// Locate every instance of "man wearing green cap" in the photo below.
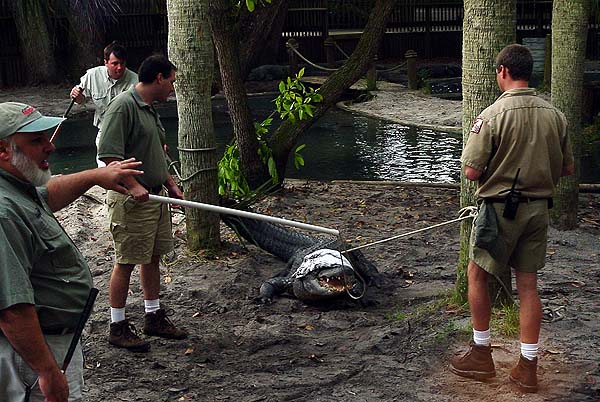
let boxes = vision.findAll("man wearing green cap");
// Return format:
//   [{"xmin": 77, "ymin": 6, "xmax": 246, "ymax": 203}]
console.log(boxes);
[{"xmin": 0, "ymin": 102, "xmax": 143, "ymax": 402}]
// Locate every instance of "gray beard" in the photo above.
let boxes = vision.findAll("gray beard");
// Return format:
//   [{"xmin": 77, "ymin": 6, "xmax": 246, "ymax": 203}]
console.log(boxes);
[{"xmin": 11, "ymin": 144, "xmax": 52, "ymax": 186}]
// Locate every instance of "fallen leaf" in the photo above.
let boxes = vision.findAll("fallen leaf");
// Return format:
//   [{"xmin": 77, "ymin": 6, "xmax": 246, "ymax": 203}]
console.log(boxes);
[{"xmin": 184, "ymin": 348, "xmax": 194, "ymax": 355}]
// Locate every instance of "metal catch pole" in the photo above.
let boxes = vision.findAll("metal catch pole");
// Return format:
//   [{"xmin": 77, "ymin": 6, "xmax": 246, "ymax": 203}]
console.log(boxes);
[{"xmin": 148, "ymin": 194, "xmax": 339, "ymax": 236}]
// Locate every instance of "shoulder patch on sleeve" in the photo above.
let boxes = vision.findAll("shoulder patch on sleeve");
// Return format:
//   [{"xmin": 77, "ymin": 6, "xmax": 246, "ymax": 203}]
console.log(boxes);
[{"xmin": 470, "ymin": 118, "xmax": 484, "ymax": 134}]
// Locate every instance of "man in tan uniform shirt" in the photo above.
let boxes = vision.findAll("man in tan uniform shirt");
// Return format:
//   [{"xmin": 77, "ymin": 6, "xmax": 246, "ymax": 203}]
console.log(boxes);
[{"xmin": 450, "ymin": 44, "xmax": 574, "ymax": 393}]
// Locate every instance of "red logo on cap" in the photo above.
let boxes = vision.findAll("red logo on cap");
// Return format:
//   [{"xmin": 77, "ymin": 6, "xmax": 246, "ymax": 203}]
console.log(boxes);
[{"xmin": 21, "ymin": 106, "xmax": 36, "ymax": 115}]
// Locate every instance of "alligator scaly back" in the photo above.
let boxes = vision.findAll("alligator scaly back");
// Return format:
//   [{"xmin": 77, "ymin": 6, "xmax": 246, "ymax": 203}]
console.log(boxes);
[{"xmin": 222, "ymin": 212, "xmax": 380, "ymax": 303}]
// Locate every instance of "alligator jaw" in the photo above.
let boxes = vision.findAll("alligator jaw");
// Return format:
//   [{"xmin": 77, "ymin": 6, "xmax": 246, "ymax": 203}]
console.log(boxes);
[{"xmin": 317, "ymin": 275, "xmax": 353, "ymax": 292}]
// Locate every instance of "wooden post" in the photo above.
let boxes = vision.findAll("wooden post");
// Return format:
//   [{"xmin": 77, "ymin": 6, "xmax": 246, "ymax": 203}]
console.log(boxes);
[
  {"xmin": 405, "ymin": 49, "xmax": 418, "ymax": 90},
  {"xmin": 544, "ymin": 33, "xmax": 552, "ymax": 91},
  {"xmin": 287, "ymin": 38, "xmax": 299, "ymax": 76},
  {"xmin": 366, "ymin": 55, "xmax": 378, "ymax": 91},
  {"xmin": 324, "ymin": 36, "xmax": 336, "ymax": 68}
]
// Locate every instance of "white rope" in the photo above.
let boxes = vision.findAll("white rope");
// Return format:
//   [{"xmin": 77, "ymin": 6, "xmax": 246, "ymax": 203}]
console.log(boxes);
[{"xmin": 342, "ymin": 206, "xmax": 478, "ymax": 253}]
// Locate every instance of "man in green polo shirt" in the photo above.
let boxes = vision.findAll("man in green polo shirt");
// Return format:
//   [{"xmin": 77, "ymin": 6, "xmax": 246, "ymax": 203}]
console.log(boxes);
[
  {"xmin": 0, "ymin": 102, "xmax": 142, "ymax": 402},
  {"xmin": 98, "ymin": 54, "xmax": 187, "ymax": 353},
  {"xmin": 450, "ymin": 44, "xmax": 574, "ymax": 393}
]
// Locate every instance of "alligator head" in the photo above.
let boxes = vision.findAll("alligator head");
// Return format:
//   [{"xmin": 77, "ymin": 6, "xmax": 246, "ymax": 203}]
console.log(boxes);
[{"xmin": 290, "ymin": 249, "xmax": 363, "ymax": 301}]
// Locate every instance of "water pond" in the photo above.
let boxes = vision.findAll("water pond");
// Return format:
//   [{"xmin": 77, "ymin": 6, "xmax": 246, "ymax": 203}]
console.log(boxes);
[{"xmin": 49, "ymin": 96, "xmax": 600, "ymax": 184}]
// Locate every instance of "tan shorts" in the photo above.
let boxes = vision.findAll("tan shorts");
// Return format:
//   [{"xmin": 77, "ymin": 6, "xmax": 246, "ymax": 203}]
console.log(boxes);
[
  {"xmin": 470, "ymin": 199, "xmax": 549, "ymax": 276},
  {"xmin": 106, "ymin": 190, "xmax": 173, "ymax": 265}
]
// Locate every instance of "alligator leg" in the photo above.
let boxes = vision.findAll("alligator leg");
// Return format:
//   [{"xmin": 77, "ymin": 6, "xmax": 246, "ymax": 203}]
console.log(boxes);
[{"xmin": 258, "ymin": 277, "xmax": 294, "ymax": 304}]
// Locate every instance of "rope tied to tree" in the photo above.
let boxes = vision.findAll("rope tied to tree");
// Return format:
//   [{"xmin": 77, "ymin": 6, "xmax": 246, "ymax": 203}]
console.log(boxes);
[{"xmin": 169, "ymin": 146, "xmax": 219, "ymax": 182}]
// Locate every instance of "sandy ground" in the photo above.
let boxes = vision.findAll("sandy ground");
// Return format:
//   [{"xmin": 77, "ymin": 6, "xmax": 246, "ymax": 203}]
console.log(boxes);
[
  {"xmin": 3, "ymin": 82, "xmax": 600, "ymax": 401},
  {"xmin": 52, "ymin": 182, "xmax": 600, "ymax": 402}
]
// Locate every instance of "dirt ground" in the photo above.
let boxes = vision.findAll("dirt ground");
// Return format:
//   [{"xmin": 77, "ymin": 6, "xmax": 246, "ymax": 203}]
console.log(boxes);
[
  {"xmin": 4, "ymin": 80, "xmax": 599, "ymax": 400},
  {"xmin": 54, "ymin": 182, "xmax": 600, "ymax": 402}
]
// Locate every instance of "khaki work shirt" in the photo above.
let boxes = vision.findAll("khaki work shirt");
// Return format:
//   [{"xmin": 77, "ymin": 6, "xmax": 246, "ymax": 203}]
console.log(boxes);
[
  {"xmin": 0, "ymin": 170, "xmax": 92, "ymax": 331},
  {"xmin": 79, "ymin": 66, "xmax": 138, "ymax": 128},
  {"xmin": 461, "ymin": 88, "xmax": 574, "ymax": 199},
  {"xmin": 98, "ymin": 87, "xmax": 170, "ymax": 189}
]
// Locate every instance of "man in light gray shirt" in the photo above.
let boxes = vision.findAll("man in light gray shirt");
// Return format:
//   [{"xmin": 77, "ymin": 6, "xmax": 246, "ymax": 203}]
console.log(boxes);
[{"xmin": 70, "ymin": 41, "xmax": 138, "ymax": 166}]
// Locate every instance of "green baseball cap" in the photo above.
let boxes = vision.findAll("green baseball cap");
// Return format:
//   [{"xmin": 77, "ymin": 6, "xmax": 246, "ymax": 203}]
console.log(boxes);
[{"xmin": 0, "ymin": 102, "xmax": 65, "ymax": 140}]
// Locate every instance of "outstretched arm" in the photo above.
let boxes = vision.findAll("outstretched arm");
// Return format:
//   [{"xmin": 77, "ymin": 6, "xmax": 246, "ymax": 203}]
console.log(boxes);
[{"xmin": 45, "ymin": 158, "xmax": 143, "ymax": 212}]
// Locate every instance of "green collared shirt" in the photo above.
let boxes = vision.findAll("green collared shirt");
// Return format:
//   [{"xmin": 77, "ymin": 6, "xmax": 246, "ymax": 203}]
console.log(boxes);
[
  {"xmin": 0, "ymin": 170, "xmax": 92, "ymax": 331},
  {"xmin": 461, "ymin": 88, "xmax": 574, "ymax": 199},
  {"xmin": 79, "ymin": 66, "xmax": 138, "ymax": 127},
  {"xmin": 98, "ymin": 87, "xmax": 170, "ymax": 188}
]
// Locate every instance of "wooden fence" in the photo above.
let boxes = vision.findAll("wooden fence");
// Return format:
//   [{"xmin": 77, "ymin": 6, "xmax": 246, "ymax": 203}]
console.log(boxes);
[{"xmin": 1, "ymin": 0, "xmax": 599, "ymax": 86}]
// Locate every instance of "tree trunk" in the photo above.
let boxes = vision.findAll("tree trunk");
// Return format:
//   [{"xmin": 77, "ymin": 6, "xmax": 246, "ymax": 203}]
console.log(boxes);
[
  {"xmin": 167, "ymin": 0, "xmax": 221, "ymax": 250},
  {"xmin": 267, "ymin": 0, "xmax": 397, "ymax": 183},
  {"xmin": 209, "ymin": 0, "xmax": 269, "ymax": 189},
  {"xmin": 550, "ymin": 0, "xmax": 589, "ymax": 230},
  {"xmin": 13, "ymin": 0, "xmax": 56, "ymax": 84},
  {"xmin": 456, "ymin": 0, "xmax": 516, "ymax": 305}
]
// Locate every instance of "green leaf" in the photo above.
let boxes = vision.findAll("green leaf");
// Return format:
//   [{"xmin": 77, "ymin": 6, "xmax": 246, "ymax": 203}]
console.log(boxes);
[
  {"xmin": 278, "ymin": 81, "xmax": 285, "ymax": 93},
  {"xmin": 295, "ymin": 144, "xmax": 306, "ymax": 152},
  {"xmin": 246, "ymin": 0, "xmax": 255, "ymax": 12}
]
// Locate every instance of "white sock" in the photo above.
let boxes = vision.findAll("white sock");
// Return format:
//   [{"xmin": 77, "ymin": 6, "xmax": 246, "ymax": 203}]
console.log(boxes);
[
  {"xmin": 521, "ymin": 342, "xmax": 538, "ymax": 360},
  {"xmin": 144, "ymin": 299, "xmax": 160, "ymax": 314},
  {"xmin": 473, "ymin": 328, "xmax": 491, "ymax": 346},
  {"xmin": 111, "ymin": 307, "xmax": 125, "ymax": 323}
]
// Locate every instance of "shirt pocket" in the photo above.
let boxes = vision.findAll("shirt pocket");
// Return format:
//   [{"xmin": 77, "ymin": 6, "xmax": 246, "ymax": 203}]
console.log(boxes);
[
  {"xmin": 91, "ymin": 89, "xmax": 110, "ymax": 109},
  {"xmin": 35, "ymin": 213, "xmax": 79, "ymax": 270}
]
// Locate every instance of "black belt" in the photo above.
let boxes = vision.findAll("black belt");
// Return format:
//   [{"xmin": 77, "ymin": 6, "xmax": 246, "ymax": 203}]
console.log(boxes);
[
  {"xmin": 144, "ymin": 185, "xmax": 163, "ymax": 195},
  {"xmin": 484, "ymin": 197, "xmax": 553, "ymax": 208}
]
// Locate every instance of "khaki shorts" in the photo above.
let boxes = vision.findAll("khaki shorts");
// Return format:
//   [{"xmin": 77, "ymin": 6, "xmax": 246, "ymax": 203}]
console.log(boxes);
[
  {"xmin": 470, "ymin": 199, "xmax": 549, "ymax": 276},
  {"xmin": 106, "ymin": 190, "xmax": 173, "ymax": 265}
]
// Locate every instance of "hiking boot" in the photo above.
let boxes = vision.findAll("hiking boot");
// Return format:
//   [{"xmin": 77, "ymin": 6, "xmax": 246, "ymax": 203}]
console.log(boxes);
[
  {"xmin": 143, "ymin": 308, "xmax": 187, "ymax": 340},
  {"xmin": 450, "ymin": 341, "xmax": 496, "ymax": 380},
  {"xmin": 109, "ymin": 319, "xmax": 151, "ymax": 352},
  {"xmin": 509, "ymin": 355, "xmax": 538, "ymax": 393}
]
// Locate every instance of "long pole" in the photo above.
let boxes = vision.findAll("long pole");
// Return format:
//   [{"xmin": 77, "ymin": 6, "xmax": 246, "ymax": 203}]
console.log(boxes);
[
  {"xmin": 50, "ymin": 87, "xmax": 80, "ymax": 143},
  {"xmin": 148, "ymin": 194, "xmax": 339, "ymax": 236}
]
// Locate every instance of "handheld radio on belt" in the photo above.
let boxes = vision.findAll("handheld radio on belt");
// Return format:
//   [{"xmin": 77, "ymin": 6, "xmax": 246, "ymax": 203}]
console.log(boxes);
[{"xmin": 501, "ymin": 168, "xmax": 521, "ymax": 220}]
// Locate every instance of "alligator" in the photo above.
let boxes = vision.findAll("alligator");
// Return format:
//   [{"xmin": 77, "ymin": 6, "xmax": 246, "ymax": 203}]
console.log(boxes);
[{"xmin": 222, "ymin": 214, "xmax": 380, "ymax": 303}]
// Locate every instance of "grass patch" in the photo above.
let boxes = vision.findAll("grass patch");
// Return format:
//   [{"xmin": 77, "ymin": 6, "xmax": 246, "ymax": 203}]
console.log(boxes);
[{"xmin": 491, "ymin": 302, "xmax": 520, "ymax": 338}]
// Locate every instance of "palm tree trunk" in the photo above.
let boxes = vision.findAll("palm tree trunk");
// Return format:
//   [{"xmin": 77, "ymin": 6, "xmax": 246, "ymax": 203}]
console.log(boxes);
[
  {"xmin": 13, "ymin": 0, "xmax": 56, "ymax": 83},
  {"xmin": 550, "ymin": 0, "xmax": 589, "ymax": 230},
  {"xmin": 456, "ymin": 0, "xmax": 516, "ymax": 305},
  {"xmin": 167, "ymin": 0, "xmax": 220, "ymax": 250}
]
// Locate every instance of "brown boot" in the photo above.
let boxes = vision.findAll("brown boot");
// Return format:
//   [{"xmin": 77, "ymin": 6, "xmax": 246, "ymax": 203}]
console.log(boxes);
[
  {"xmin": 509, "ymin": 355, "xmax": 538, "ymax": 393},
  {"xmin": 109, "ymin": 319, "xmax": 150, "ymax": 352},
  {"xmin": 450, "ymin": 341, "xmax": 496, "ymax": 380},
  {"xmin": 143, "ymin": 308, "xmax": 187, "ymax": 340}
]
